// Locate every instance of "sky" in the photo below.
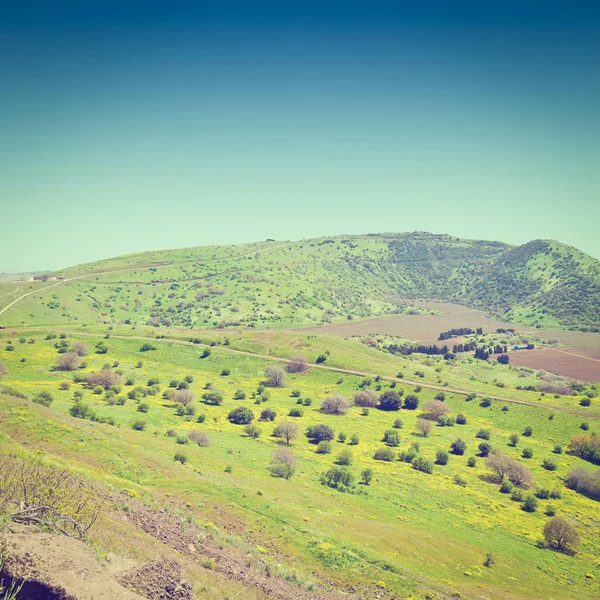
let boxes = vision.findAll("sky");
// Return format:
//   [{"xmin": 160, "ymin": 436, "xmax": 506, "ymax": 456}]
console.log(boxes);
[{"xmin": 1, "ymin": 1, "xmax": 599, "ymax": 271}]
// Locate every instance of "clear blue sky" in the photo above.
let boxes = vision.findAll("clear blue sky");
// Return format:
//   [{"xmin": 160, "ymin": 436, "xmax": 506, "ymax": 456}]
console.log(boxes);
[{"xmin": 1, "ymin": 1, "xmax": 599, "ymax": 270}]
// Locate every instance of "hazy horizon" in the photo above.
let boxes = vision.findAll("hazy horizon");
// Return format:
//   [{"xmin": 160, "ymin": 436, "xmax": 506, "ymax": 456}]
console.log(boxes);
[{"xmin": 2, "ymin": 1, "xmax": 599, "ymax": 270}]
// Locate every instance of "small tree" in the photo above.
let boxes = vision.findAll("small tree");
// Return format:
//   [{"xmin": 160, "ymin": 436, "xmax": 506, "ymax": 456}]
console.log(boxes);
[
  {"xmin": 56, "ymin": 352, "xmax": 82, "ymax": 371},
  {"xmin": 383, "ymin": 429, "xmax": 401, "ymax": 446},
  {"xmin": 349, "ymin": 433, "xmax": 360, "ymax": 445},
  {"xmin": 202, "ymin": 390, "xmax": 223, "ymax": 405},
  {"xmin": 403, "ymin": 394, "xmax": 419, "ymax": 410},
  {"xmin": 306, "ymin": 423, "xmax": 335, "ymax": 443},
  {"xmin": 451, "ymin": 438, "xmax": 467, "ymax": 455},
  {"xmin": 416, "ymin": 419, "xmax": 432, "ymax": 437},
  {"xmin": 543, "ymin": 517, "xmax": 581, "ymax": 553},
  {"xmin": 87, "ymin": 370, "xmax": 121, "ymax": 390},
  {"xmin": 244, "ymin": 423, "xmax": 261, "ymax": 438},
  {"xmin": 171, "ymin": 389, "xmax": 195, "ymax": 406},
  {"xmin": 378, "ymin": 390, "xmax": 402, "ymax": 411},
  {"xmin": 316, "ymin": 440, "xmax": 332, "ymax": 454},
  {"xmin": 436, "ymin": 450, "xmax": 449, "ymax": 465},
  {"xmin": 321, "ymin": 394, "xmax": 351, "ymax": 415},
  {"xmin": 188, "ymin": 430, "xmax": 210, "ymax": 446},
  {"xmin": 72, "ymin": 342, "xmax": 88, "ymax": 357},
  {"xmin": 336, "ymin": 449, "xmax": 353, "ymax": 465},
  {"xmin": 259, "ymin": 408, "xmax": 277, "ymax": 421},
  {"xmin": 361, "ymin": 468, "xmax": 373, "ymax": 485},
  {"xmin": 353, "ymin": 389, "xmax": 379, "ymax": 407},
  {"xmin": 273, "ymin": 420, "xmax": 299, "ymax": 445},
  {"xmin": 422, "ymin": 400, "xmax": 450, "ymax": 420},
  {"xmin": 509, "ymin": 433, "xmax": 519, "ymax": 447},
  {"xmin": 286, "ymin": 355, "xmax": 309, "ymax": 373},
  {"xmin": 264, "ymin": 365, "xmax": 286, "ymax": 388},
  {"xmin": 269, "ymin": 447, "xmax": 297, "ymax": 479}
]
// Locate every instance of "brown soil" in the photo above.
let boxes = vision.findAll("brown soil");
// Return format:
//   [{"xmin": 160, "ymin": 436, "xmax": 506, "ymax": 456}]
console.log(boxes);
[
  {"xmin": 113, "ymin": 493, "xmax": 374, "ymax": 599},
  {"xmin": 119, "ymin": 558, "xmax": 192, "ymax": 600},
  {"xmin": 508, "ymin": 347, "xmax": 600, "ymax": 383}
]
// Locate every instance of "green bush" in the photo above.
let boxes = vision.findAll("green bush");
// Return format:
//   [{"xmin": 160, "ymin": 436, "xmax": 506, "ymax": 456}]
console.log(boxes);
[
  {"xmin": 435, "ymin": 450, "xmax": 449, "ymax": 465},
  {"xmin": 373, "ymin": 447, "xmax": 396, "ymax": 462},
  {"xmin": 412, "ymin": 456, "xmax": 434, "ymax": 474},
  {"xmin": 316, "ymin": 440, "xmax": 332, "ymax": 454},
  {"xmin": 228, "ymin": 406, "xmax": 254, "ymax": 425},
  {"xmin": 174, "ymin": 451, "xmax": 188, "ymax": 464}
]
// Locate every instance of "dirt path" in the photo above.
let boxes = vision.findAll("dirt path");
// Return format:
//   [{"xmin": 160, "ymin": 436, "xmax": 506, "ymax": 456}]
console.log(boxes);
[
  {"xmin": 45, "ymin": 330, "xmax": 598, "ymax": 419},
  {"xmin": 0, "ymin": 243, "xmax": 287, "ymax": 318}
]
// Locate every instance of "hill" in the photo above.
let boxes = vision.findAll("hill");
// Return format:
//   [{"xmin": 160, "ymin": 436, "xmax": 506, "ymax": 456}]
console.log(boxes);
[{"xmin": 0, "ymin": 233, "xmax": 598, "ymax": 332}]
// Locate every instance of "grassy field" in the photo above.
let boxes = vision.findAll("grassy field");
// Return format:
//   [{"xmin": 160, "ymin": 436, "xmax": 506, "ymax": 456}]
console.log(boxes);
[{"xmin": 1, "ymin": 329, "xmax": 599, "ymax": 599}]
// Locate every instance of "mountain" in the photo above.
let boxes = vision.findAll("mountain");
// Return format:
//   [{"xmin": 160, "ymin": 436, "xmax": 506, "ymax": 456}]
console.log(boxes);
[{"xmin": 1, "ymin": 233, "xmax": 598, "ymax": 331}]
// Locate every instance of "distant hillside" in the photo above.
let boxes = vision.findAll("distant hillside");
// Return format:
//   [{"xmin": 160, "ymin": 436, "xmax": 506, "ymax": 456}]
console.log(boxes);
[{"xmin": 1, "ymin": 233, "xmax": 598, "ymax": 331}]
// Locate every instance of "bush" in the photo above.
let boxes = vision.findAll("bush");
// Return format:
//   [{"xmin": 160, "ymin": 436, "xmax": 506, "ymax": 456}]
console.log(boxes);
[
  {"xmin": 467, "ymin": 457, "xmax": 476, "ymax": 467},
  {"xmin": 245, "ymin": 423, "xmax": 261, "ymax": 438},
  {"xmin": 320, "ymin": 394, "xmax": 351, "ymax": 415},
  {"xmin": 476, "ymin": 429, "xmax": 491, "ymax": 440},
  {"xmin": 202, "ymin": 390, "xmax": 223, "ymax": 405},
  {"xmin": 349, "ymin": 434, "xmax": 360, "ymax": 445},
  {"xmin": 320, "ymin": 466, "xmax": 354, "ymax": 490},
  {"xmin": 393, "ymin": 418, "xmax": 403, "ymax": 429},
  {"xmin": 306, "ymin": 424, "xmax": 335, "ymax": 443},
  {"xmin": 137, "ymin": 402, "xmax": 149, "ymax": 413},
  {"xmin": 456, "ymin": 413, "xmax": 467, "ymax": 424},
  {"xmin": 383, "ymin": 429, "xmax": 401, "ymax": 446},
  {"xmin": 132, "ymin": 420, "xmax": 146, "ymax": 431},
  {"xmin": 56, "ymin": 352, "xmax": 82, "ymax": 371},
  {"xmin": 378, "ymin": 390, "xmax": 402, "ymax": 411},
  {"xmin": 269, "ymin": 447, "xmax": 297, "ymax": 479},
  {"xmin": 353, "ymin": 389, "xmax": 379, "ymax": 407},
  {"xmin": 450, "ymin": 438, "xmax": 467, "ymax": 455},
  {"xmin": 403, "ymin": 394, "xmax": 419, "ymax": 410},
  {"xmin": 188, "ymin": 430, "xmax": 210, "ymax": 446},
  {"xmin": 87, "ymin": 370, "xmax": 121, "ymax": 390},
  {"xmin": 523, "ymin": 426, "xmax": 533, "ymax": 437},
  {"xmin": 511, "ymin": 488, "xmax": 524, "ymax": 502},
  {"xmin": 174, "ymin": 451, "xmax": 187, "ymax": 464},
  {"xmin": 509, "ymin": 433, "xmax": 519, "ymax": 447},
  {"xmin": 422, "ymin": 400, "xmax": 450, "ymax": 420},
  {"xmin": 264, "ymin": 365, "xmax": 286, "ymax": 388},
  {"xmin": 272, "ymin": 421, "xmax": 299, "ymax": 444},
  {"xmin": 402, "ymin": 448, "xmax": 418, "ymax": 463},
  {"xmin": 435, "ymin": 450, "xmax": 449, "ymax": 465},
  {"xmin": 338, "ymin": 432, "xmax": 347, "ymax": 443},
  {"xmin": 542, "ymin": 458, "xmax": 558, "ymax": 471},
  {"xmin": 500, "ymin": 478, "xmax": 513, "ymax": 494},
  {"xmin": 361, "ymin": 468, "xmax": 373, "ymax": 485},
  {"xmin": 522, "ymin": 495, "xmax": 538, "ymax": 512},
  {"xmin": 336, "ymin": 449, "xmax": 353, "ymax": 465},
  {"xmin": 373, "ymin": 447, "xmax": 396, "ymax": 462},
  {"xmin": 221, "ymin": 369, "xmax": 230, "ymax": 376},
  {"xmin": 416, "ymin": 419, "xmax": 432, "ymax": 437},
  {"xmin": 566, "ymin": 467, "xmax": 600, "ymax": 500},
  {"xmin": 259, "ymin": 408, "xmax": 277, "ymax": 421},
  {"xmin": 228, "ymin": 406, "xmax": 254, "ymax": 425},
  {"xmin": 176, "ymin": 435, "xmax": 188, "ymax": 445},
  {"xmin": 288, "ymin": 407, "xmax": 304, "ymax": 417},
  {"xmin": 34, "ymin": 391, "xmax": 54, "ymax": 407},
  {"xmin": 522, "ymin": 448, "xmax": 533, "ymax": 459},
  {"xmin": 412, "ymin": 456, "xmax": 434, "ymax": 474},
  {"xmin": 233, "ymin": 389, "xmax": 246, "ymax": 400},
  {"xmin": 286, "ymin": 355, "xmax": 309, "ymax": 373},
  {"xmin": 316, "ymin": 440, "xmax": 332, "ymax": 454},
  {"xmin": 69, "ymin": 402, "xmax": 95, "ymax": 419},
  {"xmin": 478, "ymin": 442, "xmax": 492, "ymax": 457},
  {"xmin": 140, "ymin": 343, "xmax": 157, "ymax": 352},
  {"xmin": 454, "ymin": 474, "xmax": 467, "ymax": 487}
]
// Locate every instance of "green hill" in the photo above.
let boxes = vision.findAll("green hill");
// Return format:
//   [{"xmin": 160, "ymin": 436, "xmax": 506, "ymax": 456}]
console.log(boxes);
[{"xmin": 1, "ymin": 233, "xmax": 598, "ymax": 331}]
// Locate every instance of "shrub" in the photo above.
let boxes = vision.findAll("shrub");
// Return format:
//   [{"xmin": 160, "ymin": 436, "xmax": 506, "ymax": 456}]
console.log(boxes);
[
  {"xmin": 435, "ymin": 450, "xmax": 449, "ymax": 465},
  {"xmin": 320, "ymin": 394, "xmax": 351, "ymax": 415},
  {"xmin": 403, "ymin": 394, "xmax": 419, "ymax": 410},
  {"xmin": 349, "ymin": 434, "xmax": 360, "ymax": 445},
  {"xmin": 200, "ymin": 349, "xmax": 211, "ymax": 358},
  {"xmin": 478, "ymin": 442, "xmax": 492, "ymax": 457},
  {"xmin": 543, "ymin": 517, "xmax": 581, "ymax": 553},
  {"xmin": 259, "ymin": 408, "xmax": 277, "ymax": 421},
  {"xmin": 188, "ymin": 430, "xmax": 210, "ymax": 447},
  {"xmin": 273, "ymin": 421, "xmax": 299, "ymax": 445},
  {"xmin": 456, "ymin": 413, "xmax": 467, "ymax": 424},
  {"xmin": 69, "ymin": 402, "xmax": 94, "ymax": 419},
  {"xmin": 542, "ymin": 458, "xmax": 558, "ymax": 471},
  {"xmin": 338, "ymin": 432, "xmax": 347, "ymax": 443},
  {"xmin": 233, "ymin": 389, "xmax": 246, "ymax": 400},
  {"xmin": 450, "ymin": 438, "xmax": 467, "ymax": 455},
  {"xmin": 393, "ymin": 418, "xmax": 403, "ymax": 429},
  {"xmin": 221, "ymin": 369, "xmax": 230, "ymax": 376},
  {"xmin": 383, "ymin": 429, "xmax": 401, "ymax": 446},
  {"xmin": 72, "ymin": 342, "xmax": 88, "ymax": 357},
  {"xmin": 316, "ymin": 440, "xmax": 332, "ymax": 454},
  {"xmin": 320, "ymin": 466, "xmax": 354, "ymax": 490},
  {"xmin": 412, "ymin": 456, "xmax": 434, "ymax": 474},
  {"xmin": 486, "ymin": 453, "xmax": 534, "ymax": 488},
  {"xmin": 509, "ymin": 433, "xmax": 519, "ymax": 447},
  {"xmin": 286, "ymin": 355, "xmax": 309, "ymax": 373},
  {"xmin": 523, "ymin": 426, "xmax": 533, "ymax": 437},
  {"xmin": 511, "ymin": 488, "xmax": 524, "ymax": 502},
  {"xmin": 228, "ymin": 406, "xmax": 254, "ymax": 425},
  {"xmin": 437, "ymin": 416, "xmax": 455, "ymax": 427},
  {"xmin": 336, "ymin": 449, "xmax": 353, "ymax": 465},
  {"xmin": 566, "ymin": 467, "xmax": 600, "ymax": 500},
  {"xmin": 500, "ymin": 478, "xmax": 513, "ymax": 494},
  {"xmin": 476, "ymin": 429, "xmax": 491, "ymax": 440},
  {"xmin": 176, "ymin": 435, "xmax": 188, "ymax": 445},
  {"xmin": 269, "ymin": 447, "xmax": 297, "ymax": 479},
  {"xmin": 522, "ymin": 448, "xmax": 533, "ymax": 459},
  {"xmin": 454, "ymin": 474, "xmax": 467, "ymax": 487},
  {"xmin": 264, "ymin": 365, "xmax": 286, "ymax": 387},
  {"xmin": 132, "ymin": 420, "xmax": 146, "ymax": 431},
  {"xmin": 580, "ymin": 397, "xmax": 591, "ymax": 407},
  {"xmin": 245, "ymin": 423, "xmax": 261, "ymax": 438},
  {"xmin": 522, "ymin": 494, "xmax": 538, "ymax": 512},
  {"xmin": 402, "ymin": 448, "xmax": 418, "ymax": 463},
  {"xmin": 467, "ymin": 457, "xmax": 476, "ymax": 467},
  {"xmin": 373, "ymin": 447, "xmax": 396, "ymax": 462},
  {"xmin": 34, "ymin": 391, "xmax": 54, "ymax": 407},
  {"xmin": 59, "ymin": 381, "xmax": 71, "ymax": 390},
  {"xmin": 202, "ymin": 390, "xmax": 223, "ymax": 405},
  {"xmin": 353, "ymin": 389, "xmax": 379, "ymax": 407},
  {"xmin": 137, "ymin": 402, "xmax": 149, "ymax": 413},
  {"xmin": 87, "ymin": 370, "xmax": 121, "ymax": 390},
  {"xmin": 288, "ymin": 407, "xmax": 304, "ymax": 417},
  {"xmin": 170, "ymin": 390, "xmax": 195, "ymax": 406},
  {"xmin": 174, "ymin": 451, "xmax": 187, "ymax": 464},
  {"xmin": 140, "ymin": 343, "xmax": 157, "ymax": 352},
  {"xmin": 306, "ymin": 423, "xmax": 335, "ymax": 443},
  {"xmin": 378, "ymin": 390, "xmax": 402, "ymax": 411},
  {"xmin": 361, "ymin": 408, "xmax": 369, "ymax": 416}
]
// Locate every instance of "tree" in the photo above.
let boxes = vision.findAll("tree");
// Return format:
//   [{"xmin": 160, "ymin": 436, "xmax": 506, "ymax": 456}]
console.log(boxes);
[
  {"xmin": 378, "ymin": 390, "xmax": 402, "ymax": 411},
  {"xmin": 306, "ymin": 424, "xmax": 335, "ymax": 443},
  {"xmin": 353, "ymin": 389, "xmax": 379, "ymax": 407},
  {"xmin": 264, "ymin": 365, "xmax": 286, "ymax": 388},
  {"xmin": 416, "ymin": 419, "xmax": 432, "ymax": 437},
  {"xmin": 383, "ymin": 429, "xmax": 401, "ymax": 446},
  {"xmin": 403, "ymin": 394, "xmax": 419, "ymax": 410},
  {"xmin": 478, "ymin": 442, "xmax": 492, "ymax": 457},
  {"xmin": 72, "ymin": 342, "xmax": 88, "ymax": 357},
  {"xmin": 373, "ymin": 447, "xmax": 396, "ymax": 461},
  {"xmin": 336, "ymin": 449, "xmax": 353, "ymax": 465},
  {"xmin": 436, "ymin": 450, "xmax": 449, "ymax": 465},
  {"xmin": 269, "ymin": 447, "xmax": 297, "ymax": 479},
  {"xmin": 412, "ymin": 456, "xmax": 434, "ymax": 474},
  {"xmin": 87, "ymin": 370, "xmax": 121, "ymax": 390},
  {"xmin": 509, "ymin": 433, "xmax": 519, "ymax": 447},
  {"xmin": 321, "ymin": 394, "xmax": 351, "ymax": 415},
  {"xmin": 228, "ymin": 406, "xmax": 254, "ymax": 424},
  {"xmin": 321, "ymin": 466, "xmax": 354, "ymax": 489},
  {"xmin": 245, "ymin": 423, "xmax": 261, "ymax": 438},
  {"xmin": 543, "ymin": 517, "xmax": 580, "ymax": 553},
  {"xmin": 286, "ymin": 355, "xmax": 309, "ymax": 373},
  {"xmin": 273, "ymin": 420, "xmax": 299, "ymax": 445},
  {"xmin": 170, "ymin": 390, "xmax": 195, "ymax": 406},
  {"xmin": 361, "ymin": 468, "xmax": 373, "ymax": 485},
  {"xmin": 55, "ymin": 351, "xmax": 82, "ymax": 372},
  {"xmin": 202, "ymin": 390, "xmax": 223, "ymax": 405},
  {"xmin": 188, "ymin": 430, "xmax": 210, "ymax": 446},
  {"xmin": 422, "ymin": 400, "xmax": 450, "ymax": 420},
  {"xmin": 450, "ymin": 438, "xmax": 467, "ymax": 455},
  {"xmin": 486, "ymin": 453, "xmax": 534, "ymax": 488},
  {"xmin": 259, "ymin": 408, "xmax": 277, "ymax": 421}
]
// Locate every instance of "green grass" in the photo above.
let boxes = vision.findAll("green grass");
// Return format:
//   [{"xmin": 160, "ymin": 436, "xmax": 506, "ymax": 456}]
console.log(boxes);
[{"xmin": 1, "ymin": 330, "xmax": 599, "ymax": 599}]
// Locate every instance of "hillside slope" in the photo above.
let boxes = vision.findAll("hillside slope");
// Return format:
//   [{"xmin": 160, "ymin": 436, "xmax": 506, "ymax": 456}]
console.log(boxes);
[{"xmin": 0, "ymin": 233, "xmax": 598, "ymax": 331}]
